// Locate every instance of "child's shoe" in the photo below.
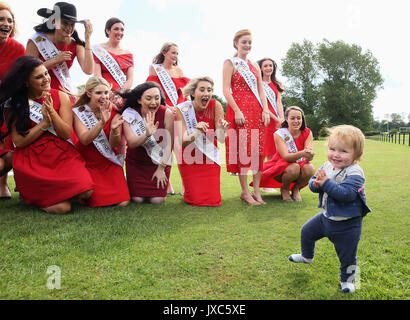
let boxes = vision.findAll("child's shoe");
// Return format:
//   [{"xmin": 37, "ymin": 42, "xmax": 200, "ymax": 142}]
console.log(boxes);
[
  {"xmin": 288, "ymin": 254, "xmax": 312, "ymax": 264},
  {"xmin": 340, "ymin": 282, "xmax": 355, "ymax": 293}
]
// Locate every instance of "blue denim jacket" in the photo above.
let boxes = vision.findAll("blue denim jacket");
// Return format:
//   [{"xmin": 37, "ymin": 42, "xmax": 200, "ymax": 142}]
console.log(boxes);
[{"xmin": 309, "ymin": 162, "xmax": 371, "ymax": 218}]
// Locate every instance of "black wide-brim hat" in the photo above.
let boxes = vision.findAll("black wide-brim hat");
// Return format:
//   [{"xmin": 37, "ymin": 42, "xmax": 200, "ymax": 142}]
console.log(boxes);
[{"xmin": 37, "ymin": 2, "xmax": 79, "ymax": 23}]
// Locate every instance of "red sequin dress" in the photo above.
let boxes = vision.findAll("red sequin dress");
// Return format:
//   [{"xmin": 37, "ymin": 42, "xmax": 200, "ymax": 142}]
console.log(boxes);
[
  {"xmin": 12, "ymin": 89, "xmax": 95, "ymax": 208},
  {"xmin": 225, "ymin": 60, "xmax": 265, "ymax": 174},
  {"xmin": 179, "ymin": 100, "xmax": 221, "ymax": 206}
]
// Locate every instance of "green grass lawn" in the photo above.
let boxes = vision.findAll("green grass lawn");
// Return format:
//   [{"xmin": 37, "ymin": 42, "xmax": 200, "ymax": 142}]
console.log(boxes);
[{"xmin": 0, "ymin": 139, "xmax": 409, "ymax": 300}]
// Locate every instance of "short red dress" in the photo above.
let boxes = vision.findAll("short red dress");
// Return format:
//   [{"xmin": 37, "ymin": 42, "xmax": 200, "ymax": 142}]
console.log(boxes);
[
  {"xmin": 12, "ymin": 89, "xmax": 95, "ymax": 208},
  {"xmin": 264, "ymin": 82, "xmax": 281, "ymax": 157},
  {"xmin": 259, "ymin": 128, "xmax": 312, "ymax": 190},
  {"xmin": 94, "ymin": 51, "xmax": 134, "ymax": 91},
  {"xmin": 75, "ymin": 108, "xmax": 130, "ymax": 207},
  {"xmin": 125, "ymin": 105, "xmax": 171, "ymax": 198},
  {"xmin": 0, "ymin": 37, "xmax": 25, "ymax": 157},
  {"xmin": 146, "ymin": 74, "xmax": 190, "ymax": 107},
  {"xmin": 179, "ymin": 100, "xmax": 221, "ymax": 206},
  {"xmin": 225, "ymin": 60, "xmax": 265, "ymax": 174}
]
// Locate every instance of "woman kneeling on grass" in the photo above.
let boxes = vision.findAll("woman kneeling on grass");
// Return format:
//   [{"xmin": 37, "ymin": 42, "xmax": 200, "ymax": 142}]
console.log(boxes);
[
  {"xmin": 118, "ymin": 82, "xmax": 174, "ymax": 205},
  {"xmin": 256, "ymin": 106, "xmax": 315, "ymax": 202},
  {"xmin": 0, "ymin": 56, "xmax": 94, "ymax": 214},
  {"xmin": 72, "ymin": 76, "xmax": 130, "ymax": 208}
]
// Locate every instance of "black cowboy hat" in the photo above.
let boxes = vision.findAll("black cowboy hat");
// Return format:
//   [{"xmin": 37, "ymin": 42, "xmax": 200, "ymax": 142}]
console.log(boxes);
[{"xmin": 37, "ymin": 2, "xmax": 80, "ymax": 23}]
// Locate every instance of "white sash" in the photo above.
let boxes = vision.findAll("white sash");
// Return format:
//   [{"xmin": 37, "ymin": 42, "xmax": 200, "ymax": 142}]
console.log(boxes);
[
  {"xmin": 28, "ymin": 99, "xmax": 73, "ymax": 145},
  {"xmin": 122, "ymin": 107, "xmax": 172, "ymax": 166},
  {"xmin": 73, "ymin": 105, "xmax": 124, "ymax": 167},
  {"xmin": 30, "ymin": 32, "xmax": 74, "ymax": 92},
  {"xmin": 263, "ymin": 81, "xmax": 279, "ymax": 116},
  {"xmin": 93, "ymin": 45, "xmax": 126, "ymax": 88},
  {"xmin": 275, "ymin": 128, "xmax": 302, "ymax": 163},
  {"xmin": 152, "ymin": 64, "xmax": 179, "ymax": 106},
  {"xmin": 229, "ymin": 57, "xmax": 263, "ymax": 108},
  {"xmin": 177, "ymin": 101, "xmax": 221, "ymax": 166}
]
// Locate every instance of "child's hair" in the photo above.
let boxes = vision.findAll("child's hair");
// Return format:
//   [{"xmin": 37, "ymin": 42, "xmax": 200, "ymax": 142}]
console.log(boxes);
[{"xmin": 327, "ymin": 125, "xmax": 365, "ymax": 161}]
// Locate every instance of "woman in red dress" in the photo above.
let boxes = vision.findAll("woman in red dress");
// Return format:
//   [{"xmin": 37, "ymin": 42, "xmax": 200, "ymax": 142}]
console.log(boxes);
[
  {"xmin": 0, "ymin": 56, "xmax": 94, "ymax": 214},
  {"xmin": 177, "ymin": 77, "xmax": 230, "ymax": 206},
  {"xmin": 0, "ymin": 2, "xmax": 25, "ymax": 199},
  {"xmin": 25, "ymin": 2, "xmax": 94, "ymax": 93},
  {"xmin": 72, "ymin": 76, "xmax": 130, "ymax": 207},
  {"xmin": 93, "ymin": 18, "xmax": 134, "ymax": 94},
  {"xmin": 118, "ymin": 82, "xmax": 174, "ymax": 205},
  {"xmin": 147, "ymin": 42, "xmax": 190, "ymax": 195},
  {"xmin": 223, "ymin": 29, "xmax": 270, "ymax": 205},
  {"xmin": 259, "ymin": 106, "xmax": 316, "ymax": 202}
]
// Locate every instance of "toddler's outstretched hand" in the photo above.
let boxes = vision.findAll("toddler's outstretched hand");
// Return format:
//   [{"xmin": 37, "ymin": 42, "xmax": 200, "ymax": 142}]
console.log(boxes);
[{"xmin": 314, "ymin": 169, "xmax": 328, "ymax": 188}]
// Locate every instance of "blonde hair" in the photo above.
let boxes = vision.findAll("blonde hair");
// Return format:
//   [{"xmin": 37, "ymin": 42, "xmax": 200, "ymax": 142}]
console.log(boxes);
[
  {"xmin": 152, "ymin": 42, "xmax": 179, "ymax": 66},
  {"xmin": 0, "ymin": 2, "xmax": 16, "ymax": 38},
  {"xmin": 73, "ymin": 76, "xmax": 112, "ymax": 108},
  {"xmin": 327, "ymin": 125, "xmax": 365, "ymax": 161},
  {"xmin": 233, "ymin": 29, "xmax": 252, "ymax": 50},
  {"xmin": 182, "ymin": 76, "xmax": 214, "ymax": 100}
]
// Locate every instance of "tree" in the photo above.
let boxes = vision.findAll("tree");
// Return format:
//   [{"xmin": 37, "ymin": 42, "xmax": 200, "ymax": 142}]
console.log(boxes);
[{"xmin": 281, "ymin": 39, "xmax": 384, "ymax": 138}]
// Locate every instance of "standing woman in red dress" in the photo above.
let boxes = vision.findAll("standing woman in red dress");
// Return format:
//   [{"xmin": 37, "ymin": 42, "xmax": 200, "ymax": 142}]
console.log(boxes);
[
  {"xmin": 0, "ymin": 2, "xmax": 25, "ymax": 200},
  {"xmin": 147, "ymin": 42, "xmax": 190, "ymax": 195},
  {"xmin": 93, "ymin": 18, "xmax": 134, "ymax": 97},
  {"xmin": 223, "ymin": 29, "xmax": 270, "ymax": 205},
  {"xmin": 259, "ymin": 106, "xmax": 315, "ymax": 202},
  {"xmin": 0, "ymin": 56, "xmax": 95, "ymax": 214},
  {"xmin": 177, "ymin": 77, "xmax": 230, "ymax": 206},
  {"xmin": 25, "ymin": 2, "xmax": 94, "ymax": 94},
  {"xmin": 118, "ymin": 82, "xmax": 174, "ymax": 205},
  {"xmin": 72, "ymin": 76, "xmax": 130, "ymax": 207}
]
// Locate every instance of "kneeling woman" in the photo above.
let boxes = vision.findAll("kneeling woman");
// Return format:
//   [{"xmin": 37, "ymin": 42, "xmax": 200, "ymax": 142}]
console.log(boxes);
[
  {"xmin": 72, "ymin": 76, "xmax": 130, "ymax": 207},
  {"xmin": 118, "ymin": 82, "xmax": 173, "ymax": 205},
  {"xmin": 0, "ymin": 56, "xmax": 94, "ymax": 214},
  {"xmin": 258, "ymin": 106, "xmax": 315, "ymax": 202},
  {"xmin": 177, "ymin": 77, "xmax": 229, "ymax": 206}
]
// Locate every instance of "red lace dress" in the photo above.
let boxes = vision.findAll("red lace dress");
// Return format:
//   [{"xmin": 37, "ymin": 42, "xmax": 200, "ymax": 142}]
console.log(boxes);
[
  {"xmin": 94, "ymin": 51, "xmax": 134, "ymax": 91},
  {"xmin": 225, "ymin": 60, "xmax": 265, "ymax": 174},
  {"xmin": 125, "ymin": 106, "xmax": 171, "ymax": 198},
  {"xmin": 75, "ymin": 108, "xmax": 130, "ymax": 207},
  {"xmin": 0, "ymin": 37, "xmax": 25, "ymax": 156},
  {"xmin": 179, "ymin": 100, "xmax": 221, "ymax": 206},
  {"xmin": 12, "ymin": 89, "xmax": 95, "ymax": 208},
  {"xmin": 259, "ymin": 128, "xmax": 312, "ymax": 190},
  {"xmin": 264, "ymin": 82, "xmax": 281, "ymax": 157}
]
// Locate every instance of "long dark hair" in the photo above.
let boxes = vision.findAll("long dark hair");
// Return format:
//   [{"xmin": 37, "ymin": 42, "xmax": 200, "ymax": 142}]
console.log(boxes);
[
  {"xmin": 0, "ymin": 56, "xmax": 44, "ymax": 138},
  {"xmin": 34, "ymin": 19, "xmax": 85, "ymax": 47},
  {"xmin": 257, "ymin": 57, "xmax": 284, "ymax": 93},
  {"xmin": 117, "ymin": 82, "xmax": 165, "ymax": 114}
]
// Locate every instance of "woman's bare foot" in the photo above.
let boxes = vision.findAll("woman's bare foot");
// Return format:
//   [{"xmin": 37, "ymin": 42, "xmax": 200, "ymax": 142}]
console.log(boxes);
[
  {"xmin": 291, "ymin": 188, "xmax": 303, "ymax": 202},
  {"xmin": 251, "ymin": 192, "xmax": 267, "ymax": 204},
  {"xmin": 280, "ymin": 187, "xmax": 293, "ymax": 202},
  {"xmin": 240, "ymin": 193, "xmax": 261, "ymax": 205}
]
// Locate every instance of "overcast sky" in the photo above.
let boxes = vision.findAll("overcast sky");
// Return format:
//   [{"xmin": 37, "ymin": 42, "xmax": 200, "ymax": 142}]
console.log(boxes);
[{"xmin": 11, "ymin": 0, "xmax": 410, "ymax": 120}]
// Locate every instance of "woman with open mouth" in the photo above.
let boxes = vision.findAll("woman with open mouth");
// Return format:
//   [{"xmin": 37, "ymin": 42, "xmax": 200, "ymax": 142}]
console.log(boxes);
[
  {"xmin": 176, "ymin": 76, "xmax": 230, "ymax": 207},
  {"xmin": 147, "ymin": 42, "xmax": 190, "ymax": 196},
  {"xmin": 72, "ymin": 76, "xmax": 130, "ymax": 208},
  {"xmin": 0, "ymin": 56, "xmax": 95, "ymax": 214},
  {"xmin": 25, "ymin": 2, "xmax": 94, "ymax": 95},
  {"xmin": 117, "ymin": 82, "xmax": 174, "ymax": 205},
  {"xmin": 0, "ymin": 2, "xmax": 25, "ymax": 201},
  {"xmin": 93, "ymin": 17, "xmax": 134, "ymax": 96}
]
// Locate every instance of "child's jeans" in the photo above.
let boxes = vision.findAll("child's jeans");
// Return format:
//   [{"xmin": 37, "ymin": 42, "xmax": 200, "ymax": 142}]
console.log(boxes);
[{"xmin": 301, "ymin": 213, "xmax": 363, "ymax": 282}]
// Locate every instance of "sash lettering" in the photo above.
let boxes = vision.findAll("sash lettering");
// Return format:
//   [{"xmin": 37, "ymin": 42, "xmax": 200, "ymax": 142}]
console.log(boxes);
[
  {"xmin": 93, "ymin": 45, "xmax": 126, "ymax": 88},
  {"xmin": 73, "ymin": 105, "xmax": 124, "ymax": 167},
  {"xmin": 229, "ymin": 57, "xmax": 263, "ymax": 108},
  {"xmin": 30, "ymin": 32, "xmax": 74, "ymax": 92},
  {"xmin": 152, "ymin": 64, "xmax": 179, "ymax": 106},
  {"xmin": 263, "ymin": 81, "xmax": 279, "ymax": 116},
  {"xmin": 122, "ymin": 107, "xmax": 172, "ymax": 166},
  {"xmin": 177, "ymin": 101, "xmax": 221, "ymax": 166}
]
